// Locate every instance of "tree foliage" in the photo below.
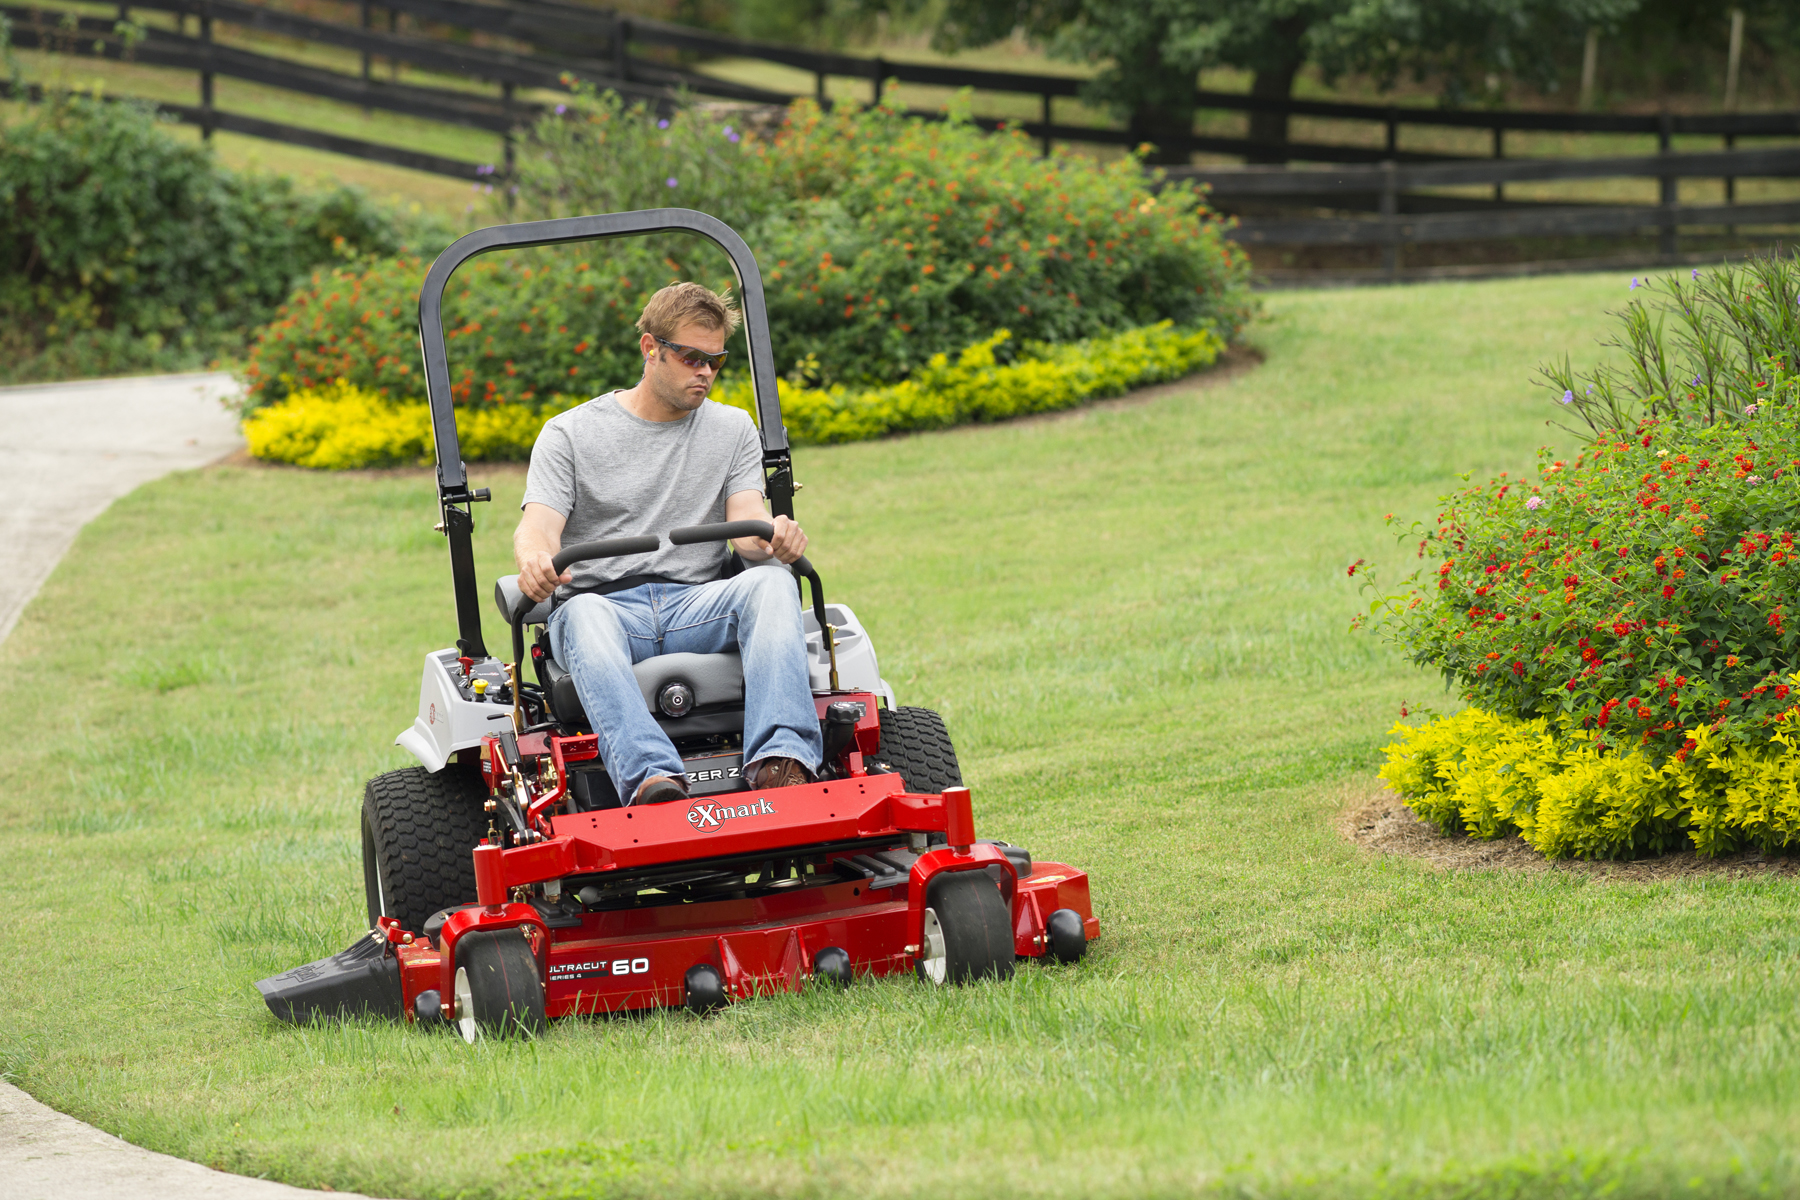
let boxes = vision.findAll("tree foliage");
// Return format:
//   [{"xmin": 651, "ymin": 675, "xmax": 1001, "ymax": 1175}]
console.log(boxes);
[{"xmin": 898, "ymin": 0, "xmax": 1641, "ymax": 160}]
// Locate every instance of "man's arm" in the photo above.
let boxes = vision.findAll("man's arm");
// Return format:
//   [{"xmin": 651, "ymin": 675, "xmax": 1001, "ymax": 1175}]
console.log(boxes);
[
  {"xmin": 515, "ymin": 502, "xmax": 571, "ymax": 602},
  {"xmin": 726, "ymin": 490, "xmax": 807, "ymax": 564}
]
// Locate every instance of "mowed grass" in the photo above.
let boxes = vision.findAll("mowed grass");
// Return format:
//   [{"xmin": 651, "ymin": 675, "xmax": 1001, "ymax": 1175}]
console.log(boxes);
[{"xmin": 5, "ymin": 272, "xmax": 1800, "ymax": 1199}]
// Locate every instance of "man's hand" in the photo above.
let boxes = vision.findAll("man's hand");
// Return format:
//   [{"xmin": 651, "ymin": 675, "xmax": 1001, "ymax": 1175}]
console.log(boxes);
[
  {"xmin": 519, "ymin": 549, "xmax": 571, "ymax": 603},
  {"xmin": 739, "ymin": 514, "xmax": 808, "ymax": 565},
  {"xmin": 515, "ymin": 502, "xmax": 570, "ymax": 602}
]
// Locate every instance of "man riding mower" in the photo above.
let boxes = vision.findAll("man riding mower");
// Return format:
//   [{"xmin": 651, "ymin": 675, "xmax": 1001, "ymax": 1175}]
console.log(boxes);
[{"xmin": 256, "ymin": 209, "xmax": 1100, "ymax": 1042}]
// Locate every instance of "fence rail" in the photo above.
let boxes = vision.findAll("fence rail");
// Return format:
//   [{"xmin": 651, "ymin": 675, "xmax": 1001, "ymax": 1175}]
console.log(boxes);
[{"xmin": 1181, "ymin": 147, "xmax": 1800, "ymax": 274}]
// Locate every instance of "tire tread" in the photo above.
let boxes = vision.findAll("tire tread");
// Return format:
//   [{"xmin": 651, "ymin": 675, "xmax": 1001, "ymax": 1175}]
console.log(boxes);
[{"xmin": 363, "ymin": 764, "xmax": 488, "ymax": 934}]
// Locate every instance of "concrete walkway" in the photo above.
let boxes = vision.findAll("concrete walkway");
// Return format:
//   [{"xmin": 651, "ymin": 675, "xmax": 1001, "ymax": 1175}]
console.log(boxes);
[
  {"xmin": 1, "ymin": 1082, "xmax": 389, "ymax": 1199},
  {"xmin": 0, "ymin": 371, "xmax": 246, "ymax": 645},
  {"xmin": 0, "ymin": 373, "xmax": 392, "ymax": 1198}
]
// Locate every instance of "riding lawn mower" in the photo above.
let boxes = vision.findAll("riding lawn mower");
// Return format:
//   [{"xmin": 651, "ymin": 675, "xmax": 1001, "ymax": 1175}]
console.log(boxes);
[{"xmin": 255, "ymin": 210, "xmax": 1101, "ymax": 1042}]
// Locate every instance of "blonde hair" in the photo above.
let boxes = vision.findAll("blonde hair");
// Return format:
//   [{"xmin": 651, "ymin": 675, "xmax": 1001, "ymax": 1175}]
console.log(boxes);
[{"xmin": 636, "ymin": 282, "xmax": 742, "ymax": 342}]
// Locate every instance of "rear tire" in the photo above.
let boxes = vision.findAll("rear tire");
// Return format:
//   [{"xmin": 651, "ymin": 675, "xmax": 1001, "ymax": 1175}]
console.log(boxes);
[
  {"xmin": 914, "ymin": 871, "xmax": 1015, "ymax": 986},
  {"xmin": 452, "ymin": 929, "xmax": 545, "ymax": 1043},
  {"xmin": 877, "ymin": 706, "xmax": 962, "ymax": 795},
  {"xmin": 362, "ymin": 764, "xmax": 488, "ymax": 935}
]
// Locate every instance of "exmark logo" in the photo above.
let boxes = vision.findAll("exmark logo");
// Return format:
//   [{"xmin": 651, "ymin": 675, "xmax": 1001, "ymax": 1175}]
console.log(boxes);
[{"xmin": 687, "ymin": 798, "xmax": 776, "ymax": 830}]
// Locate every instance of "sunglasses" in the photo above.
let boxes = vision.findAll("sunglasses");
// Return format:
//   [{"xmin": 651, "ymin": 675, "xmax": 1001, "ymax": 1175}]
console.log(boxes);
[{"xmin": 657, "ymin": 338, "xmax": 730, "ymax": 371}]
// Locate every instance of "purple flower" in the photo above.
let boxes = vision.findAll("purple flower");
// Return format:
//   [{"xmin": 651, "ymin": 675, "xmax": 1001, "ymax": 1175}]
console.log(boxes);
[
  {"xmin": 1561, "ymin": 390, "xmax": 1574, "ymax": 404},
  {"xmin": 1692, "ymin": 268, "xmax": 1701, "ymax": 280},
  {"xmin": 666, "ymin": 177, "xmax": 679, "ymax": 188},
  {"xmin": 728, "ymin": 131, "xmax": 741, "ymax": 143},
  {"xmin": 1692, "ymin": 375, "xmax": 1702, "ymax": 386},
  {"xmin": 1629, "ymin": 277, "xmax": 1641, "ymax": 290},
  {"xmin": 1746, "ymin": 403, "xmax": 1759, "ymax": 416},
  {"xmin": 555, "ymin": 103, "xmax": 567, "ymax": 114},
  {"xmin": 1526, "ymin": 496, "xmax": 1544, "ymax": 510},
  {"xmin": 722, "ymin": 125, "xmax": 734, "ymax": 137},
  {"xmin": 657, "ymin": 118, "xmax": 670, "ymax": 129}
]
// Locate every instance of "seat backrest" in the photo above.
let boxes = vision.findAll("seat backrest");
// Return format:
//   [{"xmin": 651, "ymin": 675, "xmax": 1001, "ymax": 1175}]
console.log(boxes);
[{"xmin": 494, "ymin": 575, "xmax": 553, "ymax": 626}]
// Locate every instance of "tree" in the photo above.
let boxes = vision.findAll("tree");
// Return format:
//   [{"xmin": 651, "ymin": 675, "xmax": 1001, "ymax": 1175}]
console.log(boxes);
[{"xmin": 911, "ymin": 0, "xmax": 1639, "ymax": 164}]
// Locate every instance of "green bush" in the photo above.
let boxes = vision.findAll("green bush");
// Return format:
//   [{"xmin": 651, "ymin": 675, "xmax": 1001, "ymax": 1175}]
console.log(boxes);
[
  {"xmin": 0, "ymin": 94, "xmax": 435, "ymax": 382},
  {"xmin": 240, "ymin": 91, "xmax": 1251, "ymax": 410},
  {"xmin": 745, "ymin": 95, "xmax": 1250, "ymax": 385}
]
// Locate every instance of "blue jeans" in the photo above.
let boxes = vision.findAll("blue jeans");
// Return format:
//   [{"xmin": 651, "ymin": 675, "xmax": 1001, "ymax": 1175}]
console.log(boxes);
[{"xmin": 547, "ymin": 564, "xmax": 823, "ymax": 804}]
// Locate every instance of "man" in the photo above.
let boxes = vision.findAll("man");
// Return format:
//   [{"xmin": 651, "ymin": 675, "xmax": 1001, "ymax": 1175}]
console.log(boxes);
[{"xmin": 514, "ymin": 282, "xmax": 822, "ymax": 806}]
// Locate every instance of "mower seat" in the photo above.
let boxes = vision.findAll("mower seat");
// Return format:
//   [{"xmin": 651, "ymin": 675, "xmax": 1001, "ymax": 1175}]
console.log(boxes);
[{"xmin": 494, "ymin": 575, "xmax": 745, "ymax": 733}]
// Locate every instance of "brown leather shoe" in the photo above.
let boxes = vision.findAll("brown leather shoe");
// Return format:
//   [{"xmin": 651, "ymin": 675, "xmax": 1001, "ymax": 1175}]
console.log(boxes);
[
  {"xmin": 634, "ymin": 775, "xmax": 688, "ymax": 805},
  {"xmin": 746, "ymin": 757, "xmax": 813, "ymax": 791}
]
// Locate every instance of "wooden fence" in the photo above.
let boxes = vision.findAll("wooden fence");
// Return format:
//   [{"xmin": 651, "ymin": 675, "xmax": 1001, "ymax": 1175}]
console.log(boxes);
[
  {"xmin": 4, "ymin": 0, "xmax": 1799, "ymax": 269},
  {"xmin": 7, "ymin": 0, "xmax": 1800, "ymax": 179},
  {"xmin": 1179, "ymin": 146, "xmax": 1800, "ymax": 275}
]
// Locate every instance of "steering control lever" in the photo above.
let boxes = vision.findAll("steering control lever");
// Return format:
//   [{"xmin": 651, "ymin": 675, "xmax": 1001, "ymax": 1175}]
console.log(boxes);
[
  {"xmin": 552, "ymin": 535, "xmax": 660, "ymax": 574},
  {"xmin": 670, "ymin": 522, "xmax": 839, "ymax": 690}
]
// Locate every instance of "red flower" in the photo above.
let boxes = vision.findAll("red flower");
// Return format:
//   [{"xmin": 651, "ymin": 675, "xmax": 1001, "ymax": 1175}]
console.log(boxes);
[{"xmin": 1662, "ymin": 586, "xmax": 1676, "ymax": 599}]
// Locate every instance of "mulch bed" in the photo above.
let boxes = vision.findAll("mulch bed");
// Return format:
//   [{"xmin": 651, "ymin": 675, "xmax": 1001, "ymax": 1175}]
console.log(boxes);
[{"xmin": 1336, "ymin": 779, "xmax": 1800, "ymax": 880}]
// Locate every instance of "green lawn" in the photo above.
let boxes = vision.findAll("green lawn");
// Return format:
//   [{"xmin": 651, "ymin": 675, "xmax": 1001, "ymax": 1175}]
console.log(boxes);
[{"xmin": 5, "ymin": 271, "xmax": 1799, "ymax": 1199}]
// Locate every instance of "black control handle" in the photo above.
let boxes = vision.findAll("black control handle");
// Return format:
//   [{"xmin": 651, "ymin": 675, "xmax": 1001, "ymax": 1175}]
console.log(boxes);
[
  {"xmin": 670, "ymin": 520, "xmax": 773, "ymax": 545},
  {"xmin": 552, "ymin": 535, "xmax": 660, "ymax": 573}
]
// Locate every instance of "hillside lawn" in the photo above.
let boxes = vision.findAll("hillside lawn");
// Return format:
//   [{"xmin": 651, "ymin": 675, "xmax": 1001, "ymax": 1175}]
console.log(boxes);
[{"xmin": 3, "ymin": 271, "xmax": 1797, "ymax": 1199}]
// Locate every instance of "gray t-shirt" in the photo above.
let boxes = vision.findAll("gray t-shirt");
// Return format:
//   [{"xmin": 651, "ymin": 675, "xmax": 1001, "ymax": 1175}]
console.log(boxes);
[{"xmin": 522, "ymin": 391, "xmax": 765, "ymax": 594}]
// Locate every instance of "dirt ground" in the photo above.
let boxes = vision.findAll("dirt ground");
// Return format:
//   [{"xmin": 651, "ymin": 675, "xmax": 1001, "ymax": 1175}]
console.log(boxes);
[{"xmin": 1336, "ymin": 778, "xmax": 1800, "ymax": 880}]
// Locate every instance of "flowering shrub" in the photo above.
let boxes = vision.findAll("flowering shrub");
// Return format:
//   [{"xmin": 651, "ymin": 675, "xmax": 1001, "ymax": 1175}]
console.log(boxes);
[
  {"xmin": 1362, "ymin": 256, "xmax": 1800, "ymax": 858},
  {"xmin": 1382, "ymin": 704, "xmax": 1800, "ymax": 859},
  {"xmin": 242, "ymin": 321, "xmax": 1222, "ymax": 467},
  {"xmin": 743, "ymin": 95, "xmax": 1252, "ymax": 385},
  {"xmin": 239, "ymin": 90, "xmax": 1250, "ymax": 410},
  {"xmin": 238, "ymin": 245, "xmax": 698, "ymax": 409}
]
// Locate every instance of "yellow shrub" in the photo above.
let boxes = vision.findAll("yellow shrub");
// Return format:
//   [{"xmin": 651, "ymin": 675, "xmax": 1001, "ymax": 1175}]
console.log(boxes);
[
  {"xmin": 244, "ymin": 383, "xmax": 582, "ymax": 469},
  {"xmin": 242, "ymin": 380, "xmax": 433, "ymax": 470},
  {"xmin": 711, "ymin": 322, "xmax": 1226, "ymax": 444},
  {"xmin": 1380, "ymin": 695, "xmax": 1800, "ymax": 859},
  {"xmin": 246, "ymin": 322, "xmax": 1226, "ymax": 467}
]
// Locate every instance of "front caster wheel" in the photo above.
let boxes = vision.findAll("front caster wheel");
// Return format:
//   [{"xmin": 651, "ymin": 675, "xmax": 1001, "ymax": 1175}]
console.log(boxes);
[
  {"xmin": 452, "ymin": 929, "xmax": 545, "ymax": 1043},
  {"xmin": 914, "ymin": 870, "xmax": 1015, "ymax": 986}
]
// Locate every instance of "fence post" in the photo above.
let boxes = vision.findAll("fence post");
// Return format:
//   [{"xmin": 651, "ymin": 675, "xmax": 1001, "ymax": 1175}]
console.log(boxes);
[
  {"xmin": 1491, "ymin": 126, "xmax": 1504, "ymax": 202},
  {"xmin": 815, "ymin": 69, "xmax": 825, "ymax": 104},
  {"xmin": 1380, "ymin": 160, "xmax": 1399, "ymax": 280},
  {"xmin": 1040, "ymin": 92, "xmax": 1052, "ymax": 156},
  {"xmin": 870, "ymin": 56, "xmax": 885, "ymax": 107},
  {"xmin": 1724, "ymin": 8, "xmax": 1745, "ymax": 111},
  {"xmin": 502, "ymin": 79, "xmax": 516, "ymax": 208},
  {"xmin": 613, "ymin": 16, "xmax": 629, "ymax": 83},
  {"xmin": 388, "ymin": 7, "xmax": 398, "ymax": 81},
  {"xmin": 199, "ymin": 0, "xmax": 214, "ymax": 141},
  {"xmin": 360, "ymin": 0, "xmax": 371, "ymax": 115},
  {"xmin": 1384, "ymin": 106, "xmax": 1397, "ymax": 156},
  {"xmin": 1658, "ymin": 112, "xmax": 1678, "ymax": 258},
  {"xmin": 1725, "ymin": 131, "xmax": 1737, "ymax": 235}
]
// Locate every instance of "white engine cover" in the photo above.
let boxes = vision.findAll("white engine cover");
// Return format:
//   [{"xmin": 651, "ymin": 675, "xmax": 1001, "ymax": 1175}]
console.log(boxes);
[
  {"xmin": 395, "ymin": 650, "xmax": 517, "ymax": 773},
  {"xmin": 803, "ymin": 602, "xmax": 896, "ymax": 707}
]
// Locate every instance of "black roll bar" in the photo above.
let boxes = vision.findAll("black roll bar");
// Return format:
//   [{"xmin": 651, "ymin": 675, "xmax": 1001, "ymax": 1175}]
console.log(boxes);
[{"xmin": 415, "ymin": 209, "xmax": 794, "ymax": 658}]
